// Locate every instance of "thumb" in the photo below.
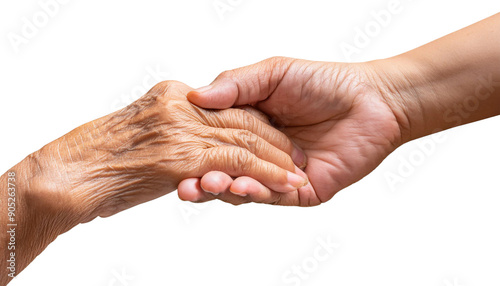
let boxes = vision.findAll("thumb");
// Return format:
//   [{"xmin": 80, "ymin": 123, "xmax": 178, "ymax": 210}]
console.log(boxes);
[
  {"xmin": 187, "ymin": 56, "xmax": 295, "ymax": 109},
  {"xmin": 187, "ymin": 79, "xmax": 239, "ymax": 109}
]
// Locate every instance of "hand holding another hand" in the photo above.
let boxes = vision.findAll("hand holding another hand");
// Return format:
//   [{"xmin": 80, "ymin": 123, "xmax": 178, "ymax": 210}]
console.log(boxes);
[{"xmin": 179, "ymin": 57, "xmax": 410, "ymax": 206}]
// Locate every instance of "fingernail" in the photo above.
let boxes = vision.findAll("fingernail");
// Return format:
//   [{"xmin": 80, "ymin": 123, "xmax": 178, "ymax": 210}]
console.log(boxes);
[
  {"xmin": 287, "ymin": 171, "xmax": 308, "ymax": 190},
  {"xmin": 291, "ymin": 145, "xmax": 307, "ymax": 169},
  {"xmin": 200, "ymin": 185, "xmax": 219, "ymax": 196},
  {"xmin": 231, "ymin": 190, "xmax": 248, "ymax": 197}
]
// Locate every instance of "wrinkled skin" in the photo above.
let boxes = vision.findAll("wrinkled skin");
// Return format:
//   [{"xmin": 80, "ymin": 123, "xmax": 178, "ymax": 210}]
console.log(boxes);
[
  {"xmin": 1, "ymin": 80, "xmax": 306, "ymax": 283},
  {"xmin": 178, "ymin": 57, "xmax": 409, "ymax": 206},
  {"xmin": 35, "ymin": 80, "xmax": 306, "ymax": 222}
]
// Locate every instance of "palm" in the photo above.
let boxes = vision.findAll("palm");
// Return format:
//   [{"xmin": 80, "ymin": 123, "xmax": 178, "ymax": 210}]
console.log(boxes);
[{"xmin": 256, "ymin": 61, "xmax": 402, "ymax": 202}]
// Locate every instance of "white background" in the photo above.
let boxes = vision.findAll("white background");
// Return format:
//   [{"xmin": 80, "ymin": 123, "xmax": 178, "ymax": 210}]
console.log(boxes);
[{"xmin": 1, "ymin": 1, "xmax": 500, "ymax": 285}]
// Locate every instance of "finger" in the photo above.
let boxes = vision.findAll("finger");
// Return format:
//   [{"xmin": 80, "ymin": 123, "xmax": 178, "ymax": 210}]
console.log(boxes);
[
  {"xmin": 206, "ymin": 109, "xmax": 307, "ymax": 168},
  {"xmin": 199, "ymin": 172, "xmax": 250, "ymax": 205},
  {"xmin": 196, "ymin": 171, "xmax": 271, "ymax": 200},
  {"xmin": 233, "ymin": 107, "xmax": 308, "ymax": 169},
  {"xmin": 192, "ymin": 167, "xmax": 318, "ymax": 206},
  {"xmin": 207, "ymin": 108, "xmax": 291, "ymax": 152},
  {"xmin": 177, "ymin": 178, "xmax": 215, "ymax": 203},
  {"xmin": 194, "ymin": 167, "xmax": 315, "ymax": 206},
  {"xmin": 199, "ymin": 171, "xmax": 233, "ymax": 195},
  {"xmin": 229, "ymin": 165, "xmax": 307, "ymax": 201},
  {"xmin": 201, "ymin": 146, "xmax": 307, "ymax": 193},
  {"xmin": 230, "ymin": 177, "xmax": 320, "ymax": 206},
  {"xmin": 196, "ymin": 168, "xmax": 318, "ymax": 206},
  {"xmin": 230, "ymin": 176, "xmax": 304, "ymax": 206},
  {"xmin": 210, "ymin": 128, "xmax": 295, "ymax": 173},
  {"xmin": 230, "ymin": 176, "xmax": 282, "ymax": 204},
  {"xmin": 293, "ymin": 167, "xmax": 322, "ymax": 206},
  {"xmin": 187, "ymin": 57, "xmax": 295, "ymax": 109},
  {"xmin": 196, "ymin": 171, "xmax": 278, "ymax": 205},
  {"xmin": 229, "ymin": 166, "xmax": 318, "ymax": 206},
  {"xmin": 235, "ymin": 105, "xmax": 271, "ymax": 124}
]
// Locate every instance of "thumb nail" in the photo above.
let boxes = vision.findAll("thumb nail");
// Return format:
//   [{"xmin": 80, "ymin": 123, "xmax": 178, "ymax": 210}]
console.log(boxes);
[{"xmin": 291, "ymin": 143, "xmax": 307, "ymax": 169}]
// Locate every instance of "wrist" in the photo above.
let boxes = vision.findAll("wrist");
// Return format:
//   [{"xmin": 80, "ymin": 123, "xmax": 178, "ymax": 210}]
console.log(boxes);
[
  {"xmin": 371, "ymin": 14, "xmax": 500, "ymax": 144},
  {"xmin": 33, "ymin": 111, "xmax": 140, "ymax": 223},
  {"xmin": 1, "ymin": 153, "xmax": 80, "ymax": 279},
  {"xmin": 365, "ymin": 55, "xmax": 442, "ymax": 144},
  {"xmin": 35, "ymin": 103, "xmax": 181, "ymax": 223}
]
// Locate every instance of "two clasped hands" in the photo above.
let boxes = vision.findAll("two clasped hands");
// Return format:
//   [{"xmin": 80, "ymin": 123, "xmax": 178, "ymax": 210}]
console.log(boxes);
[
  {"xmin": 176, "ymin": 57, "xmax": 402, "ymax": 207},
  {"xmin": 1, "ymin": 13, "xmax": 499, "ymax": 284}
]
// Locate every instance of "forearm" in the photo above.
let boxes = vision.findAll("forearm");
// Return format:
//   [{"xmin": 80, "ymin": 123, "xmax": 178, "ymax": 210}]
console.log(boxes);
[
  {"xmin": 0, "ymin": 154, "xmax": 79, "ymax": 285},
  {"xmin": 0, "ymin": 109, "xmax": 177, "ymax": 284},
  {"xmin": 375, "ymin": 12, "xmax": 500, "ymax": 142}
]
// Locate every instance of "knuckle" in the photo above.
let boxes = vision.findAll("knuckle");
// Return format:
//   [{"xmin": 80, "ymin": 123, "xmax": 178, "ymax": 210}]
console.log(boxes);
[
  {"xmin": 210, "ymin": 147, "xmax": 250, "ymax": 173},
  {"xmin": 240, "ymin": 110, "xmax": 257, "ymax": 130},
  {"xmin": 201, "ymin": 148, "xmax": 221, "ymax": 171},
  {"xmin": 235, "ymin": 130, "xmax": 259, "ymax": 151},
  {"xmin": 146, "ymin": 81, "xmax": 173, "ymax": 99},
  {"xmin": 217, "ymin": 70, "xmax": 236, "ymax": 81},
  {"xmin": 267, "ymin": 56, "xmax": 285, "ymax": 63},
  {"xmin": 148, "ymin": 80, "xmax": 189, "ymax": 100},
  {"xmin": 234, "ymin": 148, "xmax": 252, "ymax": 172},
  {"xmin": 266, "ymin": 56, "xmax": 290, "ymax": 67},
  {"xmin": 151, "ymin": 80, "xmax": 176, "ymax": 93}
]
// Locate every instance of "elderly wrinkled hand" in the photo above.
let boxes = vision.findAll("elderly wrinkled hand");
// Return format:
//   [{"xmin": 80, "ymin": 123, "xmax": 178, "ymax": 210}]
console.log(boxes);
[
  {"xmin": 35, "ymin": 80, "xmax": 307, "ymax": 222},
  {"xmin": 0, "ymin": 80, "xmax": 307, "ymax": 282}
]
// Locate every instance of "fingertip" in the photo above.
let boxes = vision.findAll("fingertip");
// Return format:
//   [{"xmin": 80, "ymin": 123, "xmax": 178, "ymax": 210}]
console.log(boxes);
[
  {"xmin": 188, "ymin": 89, "xmax": 223, "ymax": 109},
  {"xmin": 200, "ymin": 171, "xmax": 233, "ymax": 195},
  {"xmin": 178, "ymin": 178, "xmax": 203, "ymax": 202},
  {"xmin": 231, "ymin": 176, "xmax": 279, "ymax": 204},
  {"xmin": 187, "ymin": 85, "xmax": 218, "ymax": 107},
  {"xmin": 186, "ymin": 90, "xmax": 206, "ymax": 106},
  {"xmin": 229, "ymin": 177, "xmax": 254, "ymax": 197},
  {"xmin": 285, "ymin": 171, "xmax": 308, "ymax": 192},
  {"xmin": 188, "ymin": 80, "xmax": 240, "ymax": 109}
]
